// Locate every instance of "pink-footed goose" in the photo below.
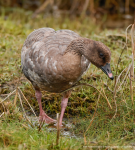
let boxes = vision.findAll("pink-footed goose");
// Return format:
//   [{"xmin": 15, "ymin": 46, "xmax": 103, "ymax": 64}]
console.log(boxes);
[{"xmin": 21, "ymin": 28, "xmax": 113, "ymax": 126}]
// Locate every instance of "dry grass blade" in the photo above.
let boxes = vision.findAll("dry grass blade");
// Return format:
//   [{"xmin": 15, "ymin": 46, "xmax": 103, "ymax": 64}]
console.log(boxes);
[
  {"xmin": 56, "ymin": 113, "xmax": 60, "ymax": 146},
  {"xmin": 130, "ymin": 64, "xmax": 134, "ymax": 104},
  {"xmin": 84, "ymin": 133, "xmax": 87, "ymax": 145},
  {"xmin": 84, "ymin": 94, "xmax": 100, "ymax": 137},
  {"xmin": 38, "ymin": 120, "xmax": 45, "ymax": 132},
  {"xmin": 18, "ymin": 91, "xmax": 34, "ymax": 128},
  {"xmin": 102, "ymin": 87, "xmax": 112, "ymax": 109},
  {"xmin": 112, "ymin": 66, "xmax": 130, "ymax": 121},
  {"xmin": 125, "ymin": 24, "xmax": 132, "ymax": 44},
  {"xmin": 103, "ymin": 83, "xmax": 113, "ymax": 94},
  {"xmin": 117, "ymin": 64, "xmax": 131, "ymax": 91},
  {"xmin": 13, "ymin": 88, "xmax": 18, "ymax": 106},
  {"xmin": 131, "ymin": 24, "xmax": 135, "ymax": 55},
  {"xmin": 130, "ymin": 23, "xmax": 135, "ymax": 104},
  {"xmin": 18, "ymin": 87, "xmax": 39, "ymax": 122},
  {"xmin": 115, "ymin": 44, "xmax": 127, "ymax": 77},
  {"xmin": 63, "ymin": 82, "xmax": 112, "ymax": 109},
  {"xmin": 113, "ymin": 66, "xmax": 129, "ymax": 99},
  {"xmin": 0, "ymin": 89, "xmax": 16, "ymax": 103},
  {"xmin": 0, "ymin": 100, "xmax": 6, "ymax": 112},
  {"xmin": 110, "ymin": 98, "xmax": 117, "ymax": 122},
  {"xmin": 0, "ymin": 112, "xmax": 4, "ymax": 118}
]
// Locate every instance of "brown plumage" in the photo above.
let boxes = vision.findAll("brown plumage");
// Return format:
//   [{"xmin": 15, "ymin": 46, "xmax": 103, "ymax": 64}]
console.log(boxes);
[{"xmin": 21, "ymin": 28, "xmax": 113, "ymax": 126}]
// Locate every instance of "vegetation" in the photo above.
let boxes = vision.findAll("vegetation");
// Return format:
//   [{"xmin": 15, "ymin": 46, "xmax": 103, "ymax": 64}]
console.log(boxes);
[{"xmin": 0, "ymin": 8, "xmax": 135, "ymax": 149}]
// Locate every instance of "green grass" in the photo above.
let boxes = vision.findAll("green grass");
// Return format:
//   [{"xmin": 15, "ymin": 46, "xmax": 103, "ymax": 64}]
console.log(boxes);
[
  {"xmin": 0, "ymin": 119, "xmax": 82, "ymax": 149},
  {"xmin": 0, "ymin": 8, "xmax": 135, "ymax": 149}
]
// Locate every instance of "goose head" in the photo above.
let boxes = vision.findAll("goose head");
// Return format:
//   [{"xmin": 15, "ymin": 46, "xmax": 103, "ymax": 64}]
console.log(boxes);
[
  {"xmin": 84, "ymin": 40, "xmax": 114, "ymax": 80},
  {"xmin": 66, "ymin": 38, "xmax": 114, "ymax": 80}
]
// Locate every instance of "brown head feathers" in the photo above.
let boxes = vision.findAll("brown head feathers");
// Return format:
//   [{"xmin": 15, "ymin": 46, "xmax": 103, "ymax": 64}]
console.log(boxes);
[{"xmin": 65, "ymin": 38, "xmax": 111, "ymax": 68}]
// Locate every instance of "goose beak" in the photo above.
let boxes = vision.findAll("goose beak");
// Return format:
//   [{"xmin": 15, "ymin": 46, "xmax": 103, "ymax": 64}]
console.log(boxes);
[{"xmin": 100, "ymin": 63, "xmax": 114, "ymax": 80}]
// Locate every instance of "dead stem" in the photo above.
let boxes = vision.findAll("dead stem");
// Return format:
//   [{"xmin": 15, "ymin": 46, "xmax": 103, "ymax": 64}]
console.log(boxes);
[
  {"xmin": 38, "ymin": 120, "xmax": 45, "ymax": 132},
  {"xmin": 126, "ymin": 24, "xmax": 132, "ymax": 44},
  {"xmin": 112, "ymin": 65, "xmax": 130, "ymax": 121},
  {"xmin": 18, "ymin": 91, "xmax": 34, "ymax": 128},
  {"xmin": 63, "ymin": 82, "xmax": 112, "ymax": 109},
  {"xmin": 130, "ymin": 23, "xmax": 135, "ymax": 104},
  {"xmin": 103, "ymin": 83, "xmax": 113, "ymax": 94},
  {"xmin": 84, "ymin": 93, "xmax": 100, "ymax": 144},
  {"xmin": 56, "ymin": 113, "xmax": 60, "ymax": 146},
  {"xmin": 0, "ymin": 112, "xmax": 4, "ymax": 118},
  {"xmin": 14, "ymin": 88, "xmax": 18, "ymax": 106},
  {"xmin": 117, "ymin": 64, "xmax": 131, "ymax": 91},
  {"xmin": 113, "ymin": 66, "xmax": 129, "ymax": 99},
  {"xmin": 0, "ymin": 89, "xmax": 16, "ymax": 103},
  {"xmin": 115, "ymin": 44, "xmax": 127, "ymax": 78},
  {"xmin": 18, "ymin": 87, "xmax": 39, "ymax": 122},
  {"xmin": 102, "ymin": 87, "xmax": 112, "ymax": 109}
]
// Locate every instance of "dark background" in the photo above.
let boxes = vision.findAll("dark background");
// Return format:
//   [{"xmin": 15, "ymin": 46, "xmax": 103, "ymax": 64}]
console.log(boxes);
[{"xmin": 0, "ymin": 0, "xmax": 134, "ymax": 28}]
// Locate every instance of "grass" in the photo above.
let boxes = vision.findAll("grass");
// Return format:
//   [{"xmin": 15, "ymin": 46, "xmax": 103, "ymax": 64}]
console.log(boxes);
[
  {"xmin": 0, "ymin": 119, "xmax": 82, "ymax": 149},
  {"xmin": 0, "ymin": 7, "xmax": 135, "ymax": 149}
]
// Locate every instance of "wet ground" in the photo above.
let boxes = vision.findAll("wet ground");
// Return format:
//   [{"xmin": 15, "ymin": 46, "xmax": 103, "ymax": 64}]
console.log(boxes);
[{"xmin": 28, "ymin": 116, "xmax": 80, "ymax": 139}]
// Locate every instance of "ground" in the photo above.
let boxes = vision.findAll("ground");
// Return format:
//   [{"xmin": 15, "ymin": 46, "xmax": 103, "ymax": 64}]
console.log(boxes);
[{"xmin": 0, "ymin": 8, "xmax": 135, "ymax": 149}]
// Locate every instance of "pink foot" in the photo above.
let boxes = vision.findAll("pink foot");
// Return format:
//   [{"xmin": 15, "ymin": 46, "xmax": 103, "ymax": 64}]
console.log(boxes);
[{"xmin": 39, "ymin": 110, "xmax": 56, "ymax": 124}]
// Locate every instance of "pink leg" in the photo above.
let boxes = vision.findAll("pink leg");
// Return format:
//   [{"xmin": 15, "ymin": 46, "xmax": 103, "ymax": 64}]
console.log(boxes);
[
  {"xmin": 59, "ymin": 91, "xmax": 71, "ymax": 126},
  {"xmin": 35, "ymin": 90, "xmax": 56, "ymax": 124},
  {"xmin": 59, "ymin": 97, "xmax": 68, "ymax": 126}
]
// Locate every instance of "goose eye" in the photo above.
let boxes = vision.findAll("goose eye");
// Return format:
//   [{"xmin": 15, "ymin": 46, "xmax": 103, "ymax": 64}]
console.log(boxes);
[{"xmin": 99, "ymin": 53, "xmax": 104, "ymax": 58}]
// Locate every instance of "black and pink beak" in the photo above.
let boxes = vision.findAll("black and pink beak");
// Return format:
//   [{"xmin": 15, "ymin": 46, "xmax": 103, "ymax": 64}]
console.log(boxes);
[{"xmin": 100, "ymin": 63, "xmax": 114, "ymax": 80}]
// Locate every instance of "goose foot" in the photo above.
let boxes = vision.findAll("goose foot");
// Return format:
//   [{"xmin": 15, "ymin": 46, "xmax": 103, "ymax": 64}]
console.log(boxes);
[
  {"xmin": 39, "ymin": 110, "xmax": 56, "ymax": 124},
  {"xmin": 35, "ymin": 90, "xmax": 56, "ymax": 124}
]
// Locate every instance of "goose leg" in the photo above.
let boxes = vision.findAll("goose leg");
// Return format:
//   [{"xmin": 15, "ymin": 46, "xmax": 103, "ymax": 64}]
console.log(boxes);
[
  {"xmin": 35, "ymin": 90, "xmax": 56, "ymax": 124},
  {"xmin": 59, "ymin": 97, "xmax": 68, "ymax": 126},
  {"xmin": 59, "ymin": 91, "xmax": 71, "ymax": 126}
]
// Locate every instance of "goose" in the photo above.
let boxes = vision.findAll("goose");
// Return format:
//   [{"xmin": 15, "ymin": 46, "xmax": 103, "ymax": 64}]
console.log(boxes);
[{"xmin": 21, "ymin": 28, "xmax": 113, "ymax": 126}]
